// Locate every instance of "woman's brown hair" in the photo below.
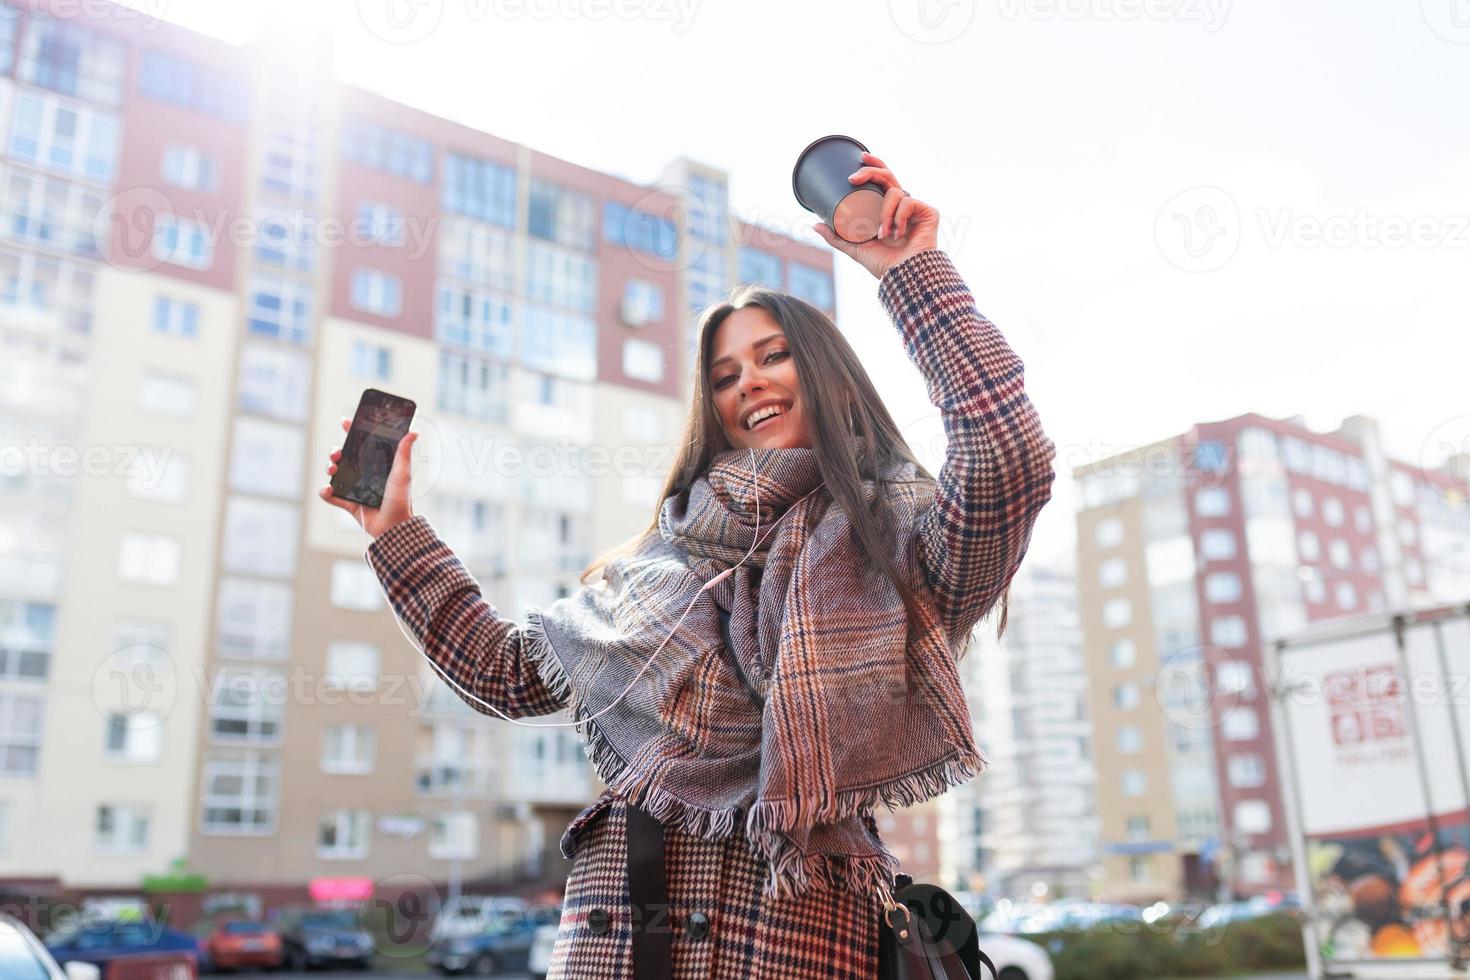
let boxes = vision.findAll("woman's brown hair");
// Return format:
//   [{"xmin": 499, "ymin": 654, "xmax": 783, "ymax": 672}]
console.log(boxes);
[{"xmin": 577, "ymin": 283, "xmax": 1010, "ymax": 646}]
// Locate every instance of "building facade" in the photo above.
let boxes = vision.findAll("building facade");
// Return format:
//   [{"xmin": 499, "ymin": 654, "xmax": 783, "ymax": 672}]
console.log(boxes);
[
  {"xmin": 1073, "ymin": 412, "xmax": 1470, "ymax": 902},
  {"xmin": 0, "ymin": 0, "xmax": 836, "ymax": 903}
]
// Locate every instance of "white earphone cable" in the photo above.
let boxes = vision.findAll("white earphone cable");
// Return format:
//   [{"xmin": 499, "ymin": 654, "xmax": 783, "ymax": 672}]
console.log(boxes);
[{"xmin": 362, "ymin": 447, "xmax": 825, "ymax": 731}]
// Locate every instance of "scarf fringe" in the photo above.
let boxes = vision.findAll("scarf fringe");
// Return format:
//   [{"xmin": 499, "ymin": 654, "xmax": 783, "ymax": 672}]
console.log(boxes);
[
  {"xmin": 607, "ymin": 766, "xmax": 743, "ymax": 841},
  {"xmin": 754, "ymin": 831, "xmax": 903, "ymax": 901},
  {"xmin": 522, "ymin": 606, "xmax": 574, "ymax": 704},
  {"xmin": 745, "ymin": 751, "xmax": 986, "ymax": 836}
]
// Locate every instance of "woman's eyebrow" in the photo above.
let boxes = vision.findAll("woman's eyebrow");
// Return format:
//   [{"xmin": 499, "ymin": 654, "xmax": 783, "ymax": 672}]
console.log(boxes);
[{"xmin": 709, "ymin": 333, "xmax": 785, "ymax": 372}]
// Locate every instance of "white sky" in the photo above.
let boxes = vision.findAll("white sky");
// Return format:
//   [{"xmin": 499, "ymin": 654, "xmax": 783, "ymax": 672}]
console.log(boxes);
[{"xmin": 126, "ymin": 0, "xmax": 1469, "ymax": 564}]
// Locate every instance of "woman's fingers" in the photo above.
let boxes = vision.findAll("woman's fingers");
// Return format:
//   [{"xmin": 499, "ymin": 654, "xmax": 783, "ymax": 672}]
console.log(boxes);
[
  {"xmin": 878, "ymin": 185, "xmax": 907, "ymax": 239},
  {"xmin": 893, "ymin": 196, "xmax": 917, "ymax": 239},
  {"xmin": 340, "ymin": 417, "xmax": 351, "ymax": 433},
  {"xmin": 848, "ymin": 165, "xmax": 896, "ymax": 193},
  {"xmin": 860, "ymin": 151, "xmax": 889, "ymax": 170},
  {"xmin": 318, "ymin": 484, "xmax": 362, "ymax": 519}
]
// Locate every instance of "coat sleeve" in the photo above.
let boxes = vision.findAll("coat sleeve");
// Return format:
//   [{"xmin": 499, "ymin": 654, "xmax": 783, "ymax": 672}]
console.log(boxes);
[
  {"xmin": 876, "ymin": 248, "xmax": 1057, "ymax": 651},
  {"xmin": 364, "ymin": 513, "xmax": 568, "ymax": 718}
]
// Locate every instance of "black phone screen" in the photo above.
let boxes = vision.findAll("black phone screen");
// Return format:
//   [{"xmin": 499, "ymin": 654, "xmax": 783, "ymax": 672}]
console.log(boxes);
[{"xmin": 330, "ymin": 388, "xmax": 417, "ymax": 508}]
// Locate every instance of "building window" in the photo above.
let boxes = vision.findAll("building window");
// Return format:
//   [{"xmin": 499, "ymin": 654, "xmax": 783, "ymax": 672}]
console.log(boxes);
[
  {"xmin": 325, "ymin": 642, "xmax": 379, "ymax": 692},
  {"xmin": 1222, "ymin": 706, "xmax": 1259, "ymax": 741},
  {"xmin": 340, "ymin": 116, "xmax": 433, "ymax": 183},
  {"xmin": 331, "ymin": 561, "xmax": 383, "ymax": 611},
  {"xmin": 430, "ymin": 811, "xmax": 479, "ymax": 860},
  {"xmin": 1195, "ymin": 487, "xmax": 1231, "ymax": 517},
  {"xmin": 1228, "ymin": 754, "xmax": 1265, "ymax": 788},
  {"xmin": 228, "ymin": 418, "xmax": 305, "ymax": 499},
  {"xmin": 104, "ymin": 712, "xmax": 162, "ymax": 763},
  {"xmin": 255, "ymin": 207, "xmax": 315, "ymax": 271},
  {"xmin": 118, "ymin": 533, "xmax": 181, "ymax": 586},
  {"xmin": 222, "ymin": 498, "xmax": 298, "ymax": 577},
  {"xmin": 1129, "ymin": 856, "xmax": 1152, "ymax": 883},
  {"xmin": 95, "ymin": 804, "xmax": 149, "ymax": 853},
  {"xmin": 0, "ymin": 600, "xmax": 54, "ymax": 682},
  {"xmin": 318, "ymin": 809, "xmax": 371, "ymax": 859},
  {"xmin": 151, "ymin": 296, "xmax": 200, "ymax": 338},
  {"xmin": 1199, "ymin": 528, "xmax": 1236, "ymax": 560},
  {"xmin": 216, "ymin": 579, "xmax": 292, "ymax": 661},
  {"xmin": 1216, "ymin": 660, "xmax": 1255, "ymax": 696},
  {"xmin": 1113, "ymin": 682, "xmax": 1140, "ymax": 710},
  {"xmin": 1322, "ymin": 496, "xmax": 1345, "ymax": 527},
  {"xmin": 1398, "ymin": 518, "xmax": 1418, "ymax": 547},
  {"xmin": 1108, "ymin": 638, "xmax": 1136, "ymax": 669},
  {"xmin": 1125, "ymin": 815, "xmax": 1150, "ymax": 840},
  {"xmin": 1204, "ymin": 572, "xmax": 1242, "ymax": 603},
  {"xmin": 522, "ymin": 305, "xmax": 596, "ymax": 381},
  {"xmin": 619, "ymin": 278, "xmax": 664, "ymax": 327},
  {"xmin": 1, "ymin": 169, "xmax": 106, "ymax": 257},
  {"xmin": 526, "ymin": 240, "xmax": 597, "ymax": 313},
  {"xmin": 7, "ymin": 91, "xmax": 120, "ymax": 183},
  {"xmin": 238, "ymin": 343, "xmax": 311, "ymax": 420},
  {"xmin": 603, "ymin": 201, "xmax": 678, "ymax": 258},
  {"xmin": 1095, "ymin": 517, "xmax": 1124, "ymax": 549},
  {"xmin": 353, "ymin": 200, "xmax": 406, "ymax": 247},
  {"xmin": 1234, "ymin": 799, "xmax": 1272, "ymax": 834},
  {"xmin": 1297, "ymin": 529, "xmax": 1321, "ymax": 562},
  {"xmin": 438, "ymin": 351, "xmax": 511, "ymax": 423},
  {"xmin": 127, "ymin": 447, "xmax": 188, "ymax": 503},
  {"xmin": 1354, "ymin": 504, "xmax": 1373, "ymax": 534},
  {"xmin": 260, "ymin": 120, "xmax": 318, "ymax": 200},
  {"xmin": 1098, "ymin": 557, "xmax": 1127, "ymax": 588},
  {"xmin": 623, "ymin": 338, "xmax": 665, "ymax": 383},
  {"xmin": 1116, "ymin": 725, "xmax": 1142, "ymax": 754},
  {"xmin": 436, "ymin": 284, "xmax": 515, "ymax": 357},
  {"xmin": 438, "ymin": 219, "xmax": 514, "ymax": 290},
  {"xmin": 152, "ymin": 213, "xmax": 214, "ymax": 270},
  {"xmin": 137, "ymin": 49, "xmax": 247, "ymax": 120},
  {"xmin": 1102, "ymin": 597, "xmax": 1131, "ymax": 629},
  {"xmin": 201, "ymin": 753, "xmax": 278, "ymax": 835},
  {"xmin": 0, "ymin": 5, "xmax": 16, "ymax": 75},
  {"xmin": 1361, "ymin": 545, "xmax": 1380, "ymax": 573},
  {"xmin": 443, "ymin": 151, "xmax": 516, "ymax": 226},
  {"xmin": 209, "ymin": 669, "xmax": 285, "ymax": 744},
  {"xmin": 786, "ymin": 262, "xmax": 834, "ymax": 310},
  {"xmin": 528, "ymin": 178, "xmax": 596, "ymax": 250},
  {"xmin": 1328, "ymin": 537, "xmax": 1352, "ymax": 570},
  {"xmin": 1335, "ymin": 580, "xmax": 1358, "ymax": 611},
  {"xmin": 0, "ymin": 251, "xmax": 97, "ymax": 334},
  {"xmin": 322, "ymin": 725, "xmax": 376, "ymax": 775},
  {"xmin": 161, "ymin": 143, "xmax": 217, "ymax": 191},
  {"xmin": 1209, "ymin": 615, "xmax": 1248, "ymax": 648},
  {"xmin": 737, "ymin": 246, "xmax": 783, "ymax": 288},
  {"xmin": 350, "ymin": 268, "xmax": 402, "ymax": 318},
  {"xmin": 246, "ymin": 276, "xmax": 313, "ymax": 345},
  {"xmin": 137, "ymin": 371, "xmax": 196, "ymax": 418},
  {"xmin": 1291, "ymin": 487, "xmax": 1313, "ymax": 519},
  {"xmin": 1121, "ymin": 769, "xmax": 1146, "ymax": 797},
  {"xmin": 349, "ymin": 340, "xmax": 392, "ymax": 380},
  {"xmin": 20, "ymin": 19, "xmax": 126, "ymax": 106}
]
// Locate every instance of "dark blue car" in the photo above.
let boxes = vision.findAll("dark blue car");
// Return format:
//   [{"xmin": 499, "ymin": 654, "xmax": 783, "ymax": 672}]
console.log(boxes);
[
  {"xmin": 425, "ymin": 915, "xmax": 538, "ymax": 975},
  {"xmin": 45, "ymin": 919, "xmax": 200, "ymax": 971}
]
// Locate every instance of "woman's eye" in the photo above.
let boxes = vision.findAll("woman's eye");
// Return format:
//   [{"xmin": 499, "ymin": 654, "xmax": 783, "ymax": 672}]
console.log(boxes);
[{"xmin": 713, "ymin": 351, "xmax": 788, "ymax": 390}]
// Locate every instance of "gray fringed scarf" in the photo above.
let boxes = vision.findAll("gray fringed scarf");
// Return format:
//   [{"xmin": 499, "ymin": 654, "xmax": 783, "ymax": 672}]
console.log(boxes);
[{"xmin": 524, "ymin": 436, "xmax": 984, "ymax": 898}]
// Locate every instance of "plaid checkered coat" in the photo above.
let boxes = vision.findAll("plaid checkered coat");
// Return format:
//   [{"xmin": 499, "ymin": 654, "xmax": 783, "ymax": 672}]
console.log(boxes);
[{"xmin": 364, "ymin": 248, "xmax": 1056, "ymax": 978}]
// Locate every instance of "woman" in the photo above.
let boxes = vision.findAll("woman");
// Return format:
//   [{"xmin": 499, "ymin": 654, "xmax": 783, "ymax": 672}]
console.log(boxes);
[{"xmin": 319, "ymin": 153, "xmax": 1056, "ymax": 979}]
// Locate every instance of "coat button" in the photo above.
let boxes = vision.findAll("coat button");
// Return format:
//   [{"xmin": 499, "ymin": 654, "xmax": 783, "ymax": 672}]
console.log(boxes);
[
  {"xmin": 686, "ymin": 911, "xmax": 710, "ymax": 940},
  {"xmin": 587, "ymin": 908, "xmax": 610, "ymax": 935}
]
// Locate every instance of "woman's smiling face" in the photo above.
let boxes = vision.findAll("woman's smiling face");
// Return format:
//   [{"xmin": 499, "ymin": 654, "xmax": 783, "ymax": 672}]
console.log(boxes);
[{"xmin": 708, "ymin": 306, "xmax": 813, "ymax": 451}]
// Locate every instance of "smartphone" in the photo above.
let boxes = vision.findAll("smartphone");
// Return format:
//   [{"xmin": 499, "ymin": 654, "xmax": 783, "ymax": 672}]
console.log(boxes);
[{"xmin": 330, "ymin": 388, "xmax": 417, "ymax": 508}]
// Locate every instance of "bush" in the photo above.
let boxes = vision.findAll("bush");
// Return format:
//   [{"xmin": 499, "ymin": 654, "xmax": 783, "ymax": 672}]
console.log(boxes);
[{"xmin": 1027, "ymin": 912, "xmax": 1306, "ymax": 980}]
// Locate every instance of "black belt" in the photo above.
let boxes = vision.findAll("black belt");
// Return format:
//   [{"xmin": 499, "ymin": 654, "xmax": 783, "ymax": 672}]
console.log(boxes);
[{"xmin": 627, "ymin": 803, "xmax": 673, "ymax": 980}]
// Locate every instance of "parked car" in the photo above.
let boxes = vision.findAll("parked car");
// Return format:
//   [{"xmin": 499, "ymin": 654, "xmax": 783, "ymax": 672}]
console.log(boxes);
[
  {"xmin": 977, "ymin": 932, "xmax": 1055, "ymax": 980},
  {"xmin": 274, "ymin": 906, "xmax": 375, "ymax": 971},
  {"xmin": 426, "ymin": 913, "xmax": 538, "ymax": 975},
  {"xmin": 430, "ymin": 895, "xmax": 531, "ymax": 943},
  {"xmin": 199, "ymin": 917, "xmax": 283, "ymax": 972},
  {"xmin": 44, "ymin": 917, "xmax": 200, "ymax": 973},
  {"xmin": 2, "ymin": 914, "xmax": 101, "ymax": 980}
]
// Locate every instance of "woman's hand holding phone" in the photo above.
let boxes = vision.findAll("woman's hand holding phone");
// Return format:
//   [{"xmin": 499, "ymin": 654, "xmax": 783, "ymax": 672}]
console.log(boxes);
[{"xmin": 319, "ymin": 417, "xmax": 419, "ymax": 539}]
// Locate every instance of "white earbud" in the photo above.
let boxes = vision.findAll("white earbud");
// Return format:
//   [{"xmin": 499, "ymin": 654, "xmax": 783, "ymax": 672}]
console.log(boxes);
[{"xmin": 364, "ymin": 447, "xmax": 823, "ymax": 731}]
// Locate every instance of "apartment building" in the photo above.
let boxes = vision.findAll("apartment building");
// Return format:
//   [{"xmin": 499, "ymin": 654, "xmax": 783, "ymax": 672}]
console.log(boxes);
[
  {"xmin": 942, "ymin": 556, "xmax": 1100, "ymax": 898},
  {"xmin": 0, "ymin": 0, "xmax": 836, "ymax": 902},
  {"xmin": 1074, "ymin": 412, "xmax": 1470, "ymax": 902}
]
